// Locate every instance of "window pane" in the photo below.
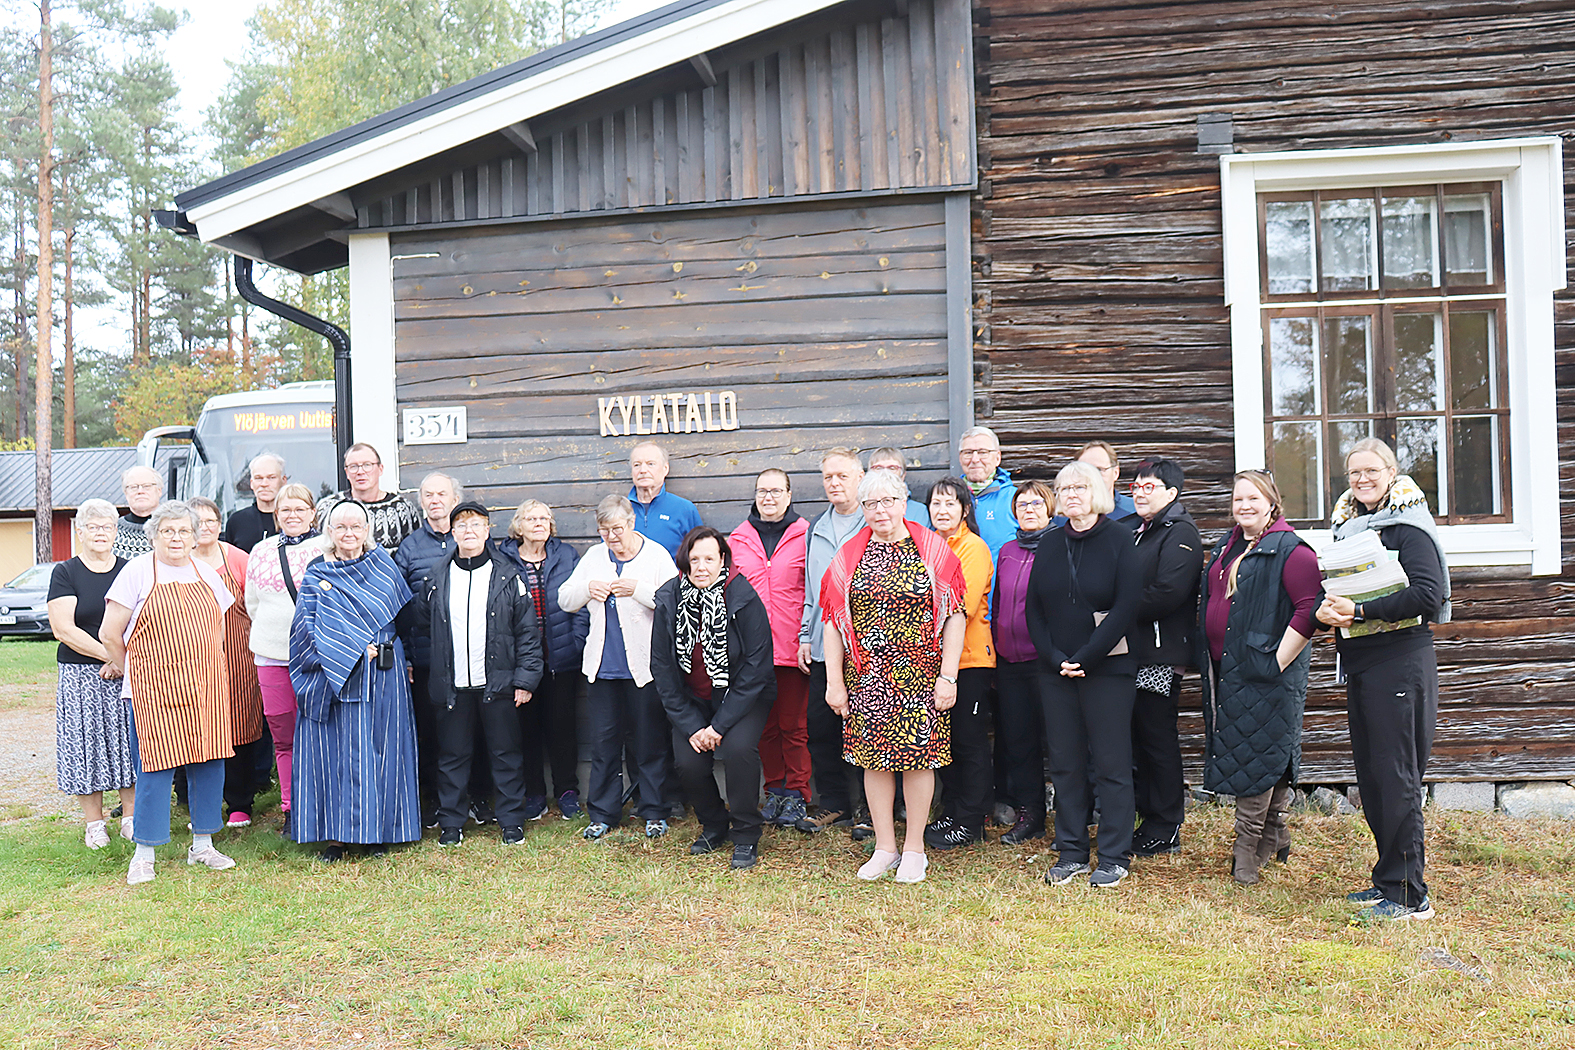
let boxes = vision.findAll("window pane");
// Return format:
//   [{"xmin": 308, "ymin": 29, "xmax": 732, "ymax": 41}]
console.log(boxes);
[
  {"xmin": 1381, "ymin": 194, "xmax": 1439, "ymax": 288},
  {"xmin": 1330, "ymin": 420, "xmax": 1373, "ymax": 483},
  {"xmin": 1396, "ymin": 417, "xmax": 1443, "ymax": 514},
  {"xmin": 1266, "ymin": 201, "xmax": 1315, "ymax": 295},
  {"xmin": 1444, "ymin": 193, "xmax": 1492, "ymax": 285},
  {"xmin": 1269, "ymin": 317, "xmax": 1318, "ymax": 416},
  {"xmin": 1394, "ymin": 313, "xmax": 1442, "ymax": 412},
  {"xmin": 1319, "ymin": 197, "xmax": 1375, "ymax": 292},
  {"xmin": 1323, "ymin": 315, "xmax": 1373, "ymax": 415},
  {"xmin": 1272, "ymin": 421, "xmax": 1321, "ymax": 520},
  {"xmin": 1452, "ymin": 415, "xmax": 1500, "ymax": 516},
  {"xmin": 1449, "ymin": 310, "xmax": 1496, "ymax": 411}
]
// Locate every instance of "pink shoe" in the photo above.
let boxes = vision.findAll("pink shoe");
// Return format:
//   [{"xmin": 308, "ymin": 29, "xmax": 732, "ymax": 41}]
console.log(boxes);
[
  {"xmin": 225, "ymin": 811, "xmax": 252, "ymax": 828},
  {"xmin": 857, "ymin": 849, "xmax": 901, "ymax": 880},
  {"xmin": 126, "ymin": 858, "xmax": 155, "ymax": 886},
  {"xmin": 187, "ymin": 844, "xmax": 236, "ymax": 871},
  {"xmin": 894, "ymin": 851, "xmax": 929, "ymax": 884},
  {"xmin": 85, "ymin": 821, "xmax": 109, "ymax": 850}
]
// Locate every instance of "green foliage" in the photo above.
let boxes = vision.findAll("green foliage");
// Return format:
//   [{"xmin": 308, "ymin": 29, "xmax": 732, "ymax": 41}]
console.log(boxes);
[{"xmin": 110, "ymin": 343, "xmax": 269, "ymax": 440}]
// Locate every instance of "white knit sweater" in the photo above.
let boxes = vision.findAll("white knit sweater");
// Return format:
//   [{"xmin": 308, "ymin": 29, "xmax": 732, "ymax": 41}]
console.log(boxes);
[
  {"xmin": 557, "ymin": 537, "xmax": 677, "ymax": 687},
  {"xmin": 244, "ymin": 533, "xmax": 331, "ymax": 661}
]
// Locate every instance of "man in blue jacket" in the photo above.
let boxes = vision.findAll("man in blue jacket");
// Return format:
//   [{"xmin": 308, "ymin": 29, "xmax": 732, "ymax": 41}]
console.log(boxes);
[
  {"xmin": 1079, "ymin": 440, "xmax": 1138, "ymax": 524},
  {"xmin": 958, "ymin": 426, "xmax": 1016, "ymax": 562},
  {"xmin": 628, "ymin": 442, "xmax": 704, "ymax": 557}
]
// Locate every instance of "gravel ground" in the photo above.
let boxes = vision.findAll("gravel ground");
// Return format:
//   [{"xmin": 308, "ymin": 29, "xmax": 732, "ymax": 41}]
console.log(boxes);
[{"xmin": 0, "ymin": 682, "xmax": 73, "ymax": 823}]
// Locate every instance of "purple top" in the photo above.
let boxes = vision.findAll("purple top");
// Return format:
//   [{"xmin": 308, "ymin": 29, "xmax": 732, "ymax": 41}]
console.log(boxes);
[
  {"xmin": 1204, "ymin": 519, "xmax": 1321, "ymax": 663},
  {"xmin": 990, "ymin": 539, "xmax": 1039, "ymax": 664}
]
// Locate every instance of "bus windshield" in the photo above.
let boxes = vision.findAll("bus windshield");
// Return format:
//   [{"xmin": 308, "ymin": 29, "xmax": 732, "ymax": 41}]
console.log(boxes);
[{"xmin": 188, "ymin": 402, "xmax": 339, "ymax": 519}]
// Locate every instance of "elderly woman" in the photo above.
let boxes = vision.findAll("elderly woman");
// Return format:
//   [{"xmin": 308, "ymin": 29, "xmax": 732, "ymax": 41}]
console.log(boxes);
[
  {"xmin": 558, "ymin": 494, "xmax": 679, "ymax": 840},
  {"xmin": 48, "ymin": 498, "xmax": 133, "ymax": 849},
  {"xmin": 1127, "ymin": 459, "xmax": 1203, "ymax": 859},
  {"xmin": 499, "ymin": 499, "xmax": 589, "ymax": 820},
  {"xmin": 992, "ymin": 480, "xmax": 1056, "ymax": 845},
  {"xmin": 921, "ymin": 477, "xmax": 995, "ymax": 851},
  {"xmin": 729, "ymin": 468, "xmax": 810, "ymax": 828},
  {"xmin": 1026, "ymin": 460, "xmax": 1141, "ymax": 889},
  {"xmin": 1199, "ymin": 469, "xmax": 1320, "ymax": 887},
  {"xmin": 290, "ymin": 500, "xmax": 420, "ymax": 861},
  {"xmin": 192, "ymin": 497, "xmax": 267, "ymax": 828},
  {"xmin": 244, "ymin": 483, "xmax": 327, "ymax": 835},
  {"xmin": 1317, "ymin": 439, "xmax": 1449, "ymax": 922},
  {"xmin": 821, "ymin": 469, "xmax": 966, "ymax": 884},
  {"xmin": 652, "ymin": 526, "xmax": 775, "ymax": 869},
  {"xmin": 100, "ymin": 500, "xmax": 237, "ymax": 886}
]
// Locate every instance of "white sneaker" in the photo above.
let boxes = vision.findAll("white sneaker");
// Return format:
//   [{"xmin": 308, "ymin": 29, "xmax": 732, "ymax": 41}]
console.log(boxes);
[
  {"xmin": 120, "ymin": 816, "xmax": 135, "ymax": 841},
  {"xmin": 187, "ymin": 844, "xmax": 236, "ymax": 871},
  {"xmin": 894, "ymin": 851, "xmax": 929, "ymax": 884},
  {"xmin": 857, "ymin": 849, "xmax": 901, "ymax": 880},
  {"xmin": 126, "ymin": 858, "xmax": 155, "ymax": 886},
  {"xmin": 85, "ymin": 820, "xmax": 110, "ymax": 850}
]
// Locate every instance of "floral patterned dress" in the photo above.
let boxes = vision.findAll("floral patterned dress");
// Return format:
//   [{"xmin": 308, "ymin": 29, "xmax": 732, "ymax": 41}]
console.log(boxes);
[{"xmin": 842, "ymin": 537, "xmax": 951, "ymax": 771}]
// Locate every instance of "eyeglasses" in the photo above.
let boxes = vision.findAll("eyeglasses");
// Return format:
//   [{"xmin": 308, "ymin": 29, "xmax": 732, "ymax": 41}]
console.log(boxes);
[
  {"xmin": 157, "ymin": 528, "xmax": 194, "ymax": 539},
  {"xmin": 124, "ymin": 483, "xmax": 159, "ymax": 493},
  {"xmin": 79, "ymin": 523, "xmax": 115, "ymax": 534},
  {"xmin": 598, "ymin": 524, "xmax": 629, "ymax": 537},
  {"xmin": 452, "ymin": 519, "xmax": 490, "ymax": 531},
  {"xmin": 754, "ymin": 488, "xmax": 788, "ymax": 497},
  {"xmin": 860, "ymin": 497, "xmax": 901, "ymax": 511},
  {"xmin": 1129, "ymin": 481, "xmax": 1165, "ymax": 496},
  {"xmin": 1015, "ymin": 498, "xmax": 1047, "ymax": 512},
  {"xmin": 869, "ymin": 463, "xmax": 904, "ymax": 473},
  {"xmin": 1056, "ymin": 484, "xmax": 1091, "ymax": 497},
  {"xmin": 196, "ymin": 517, "xmax": 220, "ymax": 528},
  {"xmin": 344, "ymin": 461, "xmax": 379, "ymax": 473},
  {"xmin": 1347, "ymin": 467, "xmax": 1390, "ymax": 481},
  {"xmin": 329, "ymin": 522, "xmax": 367, "ymax": 534},
  {"xmin": 958, "ymin": 448, "xmax": 995, "ymax": 461}
]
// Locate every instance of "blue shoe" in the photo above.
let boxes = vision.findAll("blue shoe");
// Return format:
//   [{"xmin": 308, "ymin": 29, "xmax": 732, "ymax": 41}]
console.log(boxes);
[
  {"xmin": 583, "ymin": 822, "xmax": 610, "ymax": 841},
  {"xmin": 645, "ymin": 819, "xmax": 669, "ymax": 839},
  {"xmin": 557, "ymin": 790, "xmax": 581, "ymax": 821},
  {"xmin": 1355, "ymin": 897, "xmax": 1433, "ymax": 922},
  {"xmin": 760, "ymin": 793, "xmax": 785, "ymax": 824},
  {"xmin": 1346, "ymin": 886, "xmax": 1385, "ymax": 904},
  {"xmin": 522, "ymin": 795, "xmax": 548, "ymax": 821}
]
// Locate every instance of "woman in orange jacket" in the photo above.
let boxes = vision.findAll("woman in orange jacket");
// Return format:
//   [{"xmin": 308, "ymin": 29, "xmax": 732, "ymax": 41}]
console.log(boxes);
[{"xmin": 922, "ymin": 476, "xmax": 996, "ymax": 849}]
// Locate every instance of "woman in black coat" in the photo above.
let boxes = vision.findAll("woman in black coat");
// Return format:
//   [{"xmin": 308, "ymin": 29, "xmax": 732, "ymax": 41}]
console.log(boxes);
[
  {"xmin": 1025, "ymin": 461, "xmax": 1142, "ymax": 890},
  {"xmin": 499, "ymin": 500, "xmax": 591, "ymax": 819},
  {"xmin": 651, "ymin": 526, "xmax": 776, "ymax": 870}
]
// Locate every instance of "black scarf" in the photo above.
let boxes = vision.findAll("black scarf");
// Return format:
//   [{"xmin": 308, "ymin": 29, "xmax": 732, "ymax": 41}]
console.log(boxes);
[
  {"xmin": 675, "ymin": 568, "xmax": 730, "ymax": 688},
  {"xmin": 749, "ymin": 507, "xmax": 801, "ymax": 559},
  {"xmin": 282, "ymin": 528, "xmax": 319, "ymax": 546},
  {"xmin": 1015, "ymin": 524, "xmax": 1051, "ymax": 551}
]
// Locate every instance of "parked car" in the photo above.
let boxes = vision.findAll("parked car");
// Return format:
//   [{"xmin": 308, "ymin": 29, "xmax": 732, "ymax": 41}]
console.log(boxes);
[{"xmin": 0, "ymin": 562, "xmax": 62, "ymax": 639}]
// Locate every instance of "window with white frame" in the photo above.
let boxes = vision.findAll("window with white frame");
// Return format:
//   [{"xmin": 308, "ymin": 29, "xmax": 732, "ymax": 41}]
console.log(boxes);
[{"xmin": 1220, "ymin": 138, "xmax": 1565, "ymax": 574}]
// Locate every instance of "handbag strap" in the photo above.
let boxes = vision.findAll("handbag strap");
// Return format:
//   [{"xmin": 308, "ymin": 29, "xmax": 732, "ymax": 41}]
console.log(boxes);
[{"xmin": 278, "ymin": 541, "xmax": 299, "ymax": 602}]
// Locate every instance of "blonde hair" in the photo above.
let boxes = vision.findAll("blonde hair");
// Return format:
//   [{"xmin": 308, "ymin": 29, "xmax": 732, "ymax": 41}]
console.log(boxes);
[
  {"xmin": 273, "ymin": 484, "xmax": 318, "ymax": 530},
  {"xmin": 508, "ymin": 499, "xmax": 557, "ymax": 540},
  {"xmin": 1053, "ymin": 461, "xmax": 1115, "ymax": 516},
  {"xmin": 1226, "ymin": 470, "xmax": 1283, "ymax": 597},
  {"xmin": 1344, "ymin": 437, "xmax": 1399, "ymax": 473}
]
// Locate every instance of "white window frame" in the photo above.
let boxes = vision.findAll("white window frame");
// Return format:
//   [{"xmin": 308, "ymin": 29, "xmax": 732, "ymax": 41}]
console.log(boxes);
[{"xmin": 1220, "ymin": 137, "xmax": 1566, "ymax": 574}]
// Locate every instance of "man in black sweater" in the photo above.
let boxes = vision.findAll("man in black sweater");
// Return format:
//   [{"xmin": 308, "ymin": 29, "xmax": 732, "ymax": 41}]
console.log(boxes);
[{"xmin": 219, "ymin": 453, "xmax": 286, "ymax": 553}]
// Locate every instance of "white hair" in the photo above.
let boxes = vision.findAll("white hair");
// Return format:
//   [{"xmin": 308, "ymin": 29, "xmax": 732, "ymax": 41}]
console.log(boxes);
[
  {"xmin": 74, "ymin": 498, "xmax": 119, "ymax": 525},
  {"xmin": 958, "ymin": 425, "xmax": 1000, "ymax": 451},
  {"xmin": 143, "ymin": 500, "xmax": 198, "ymax": 538},
  {"xmin": 856, "ymin": 469, "xmax": 908, "ymax": 503},
  {"xmin": 249, "ymin": 452, "xmax": 286, "ymax": 475}
]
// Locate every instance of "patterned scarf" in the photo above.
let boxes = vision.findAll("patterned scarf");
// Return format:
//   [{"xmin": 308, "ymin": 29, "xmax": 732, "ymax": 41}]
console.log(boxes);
[
  {"xmin": 675, "ymin": 567, "xmax": 731, "ymax": 688},
  {"xmin": 1330, "ymin": 473, "xmax": 1451, "ymax": 623}
]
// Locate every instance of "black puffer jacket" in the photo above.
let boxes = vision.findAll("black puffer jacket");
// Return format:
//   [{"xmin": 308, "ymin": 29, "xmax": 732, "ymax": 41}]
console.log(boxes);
[
  {"xmin": 394, "ymin": 521, "xmax": 456, "ymax": 668},
  {"xmin": 498, "ymin": 536, "xmax": 589, "ymax": 675},
  {"xmin": 1127, "ymin": 500, "xmax": 1203, "ymax": 668},
  {"xmin": 650, "ymin": 573, "xmax": 776, "ymax": 738},
  {"xmin": 1197, "ymin": 527, "xmax": 1313, "ymax": 797},
  {"xmin": 413, "ymin": 546, "xmax": 544, "ymax": 710}
]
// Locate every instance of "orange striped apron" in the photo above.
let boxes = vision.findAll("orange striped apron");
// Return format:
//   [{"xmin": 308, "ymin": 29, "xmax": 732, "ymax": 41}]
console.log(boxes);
[
  {"xmin": 125, "ymin": 559, "xmax": 234, "ymax": 772},
  {"xmin": 217, "ymin": 553, "xmax": 266, "ymax": 746}
]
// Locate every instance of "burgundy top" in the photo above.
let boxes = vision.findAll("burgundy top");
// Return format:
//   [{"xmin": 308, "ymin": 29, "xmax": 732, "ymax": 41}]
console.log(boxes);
[
  {"xmin": 1204, "ymin": 518, "xmax": 1322, "ymax": 663},
  {"xmin": 682, "ymin": 642, "xmax": 713, "ymax": 703}
]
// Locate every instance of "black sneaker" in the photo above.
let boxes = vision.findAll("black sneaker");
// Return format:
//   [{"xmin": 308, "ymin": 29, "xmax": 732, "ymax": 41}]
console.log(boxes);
[
  {"xmin": 317, "ymin": 844, "xmax": 345, "ymax": 863},
  {"xmin": 522, "ymin": 796, "xmax": 548, "ymax": 821},
  {"xmin": 469, "ymin": 804, "xmax": 496, "ymax": 826},
  {"xmin": 850, "ymin": 806, "xmax": 875, "ymax": 842},
  {"xmin": 690, "ymin": 829, "xmax": 727, "ymax": 855},
  {"xmin": 1044, "ymin": 859, "xmax": 1090, "ymax": 885},
  {"xmin": 730, "ymin": 842, "xmax": 759, "ymax": 870},
  {"xmin": 1132, "ymin": 826, "xmax": 1181, "ymax": 857},
  {"xmin": 501, "ymin": 826, "xmax": 525, "ymax": 845},
  {"xmin": 926, "ymin": 821, "xmax": 985, "ymax": 851},
  {"xmin": 557, "ymin": 790, "xmax": 581, "ymax": 820},
  {"xmin": 1001, "ymin": 815, "xmax": 1046, "ymax": 845},
  {"xmin": 422, "ymin": 806, "xmax": 440, "ymax": 830},
  {"xmin": 1090, "ymin": 862, "xmax": 1129, "ymax": 889},
  {"xmin": 438, "ymin": 827, "xmax": 463, "ymax": 847}
]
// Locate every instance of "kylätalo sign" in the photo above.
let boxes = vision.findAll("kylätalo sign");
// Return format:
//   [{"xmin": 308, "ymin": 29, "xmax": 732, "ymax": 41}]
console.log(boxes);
[{"xmin": 598, "ymin": 391, "xmax": 739, "ymax": 437}]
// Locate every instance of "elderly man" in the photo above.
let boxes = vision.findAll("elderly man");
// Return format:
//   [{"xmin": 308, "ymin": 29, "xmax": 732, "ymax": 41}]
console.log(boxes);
[
  {"xmin": 113, "ymin": 466, "xmax": 163, "ymax": 560},
  {"xmin": 319, "ymin": 443, "xmax": 422, "ymax": 551},
  {"xmin": 220, "ymin": 453, "xmax": 287, "ymax": 553},
  {"xmin": 867, "ymin": 447, "xmax": 931, "ymax": 528},
  {"xmin": 794, "ymin": 447, "xmax": 870, "ymax": 836},
  {"xmin": 628, "ymin": 442, "xmax": 703, "ymax": 558},
  {"xmin": 957, "ymin": 426, "xmax": 1016, "ymax": 561}
]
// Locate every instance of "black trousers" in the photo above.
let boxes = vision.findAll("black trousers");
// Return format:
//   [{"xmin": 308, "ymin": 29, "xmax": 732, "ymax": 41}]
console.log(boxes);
[
  {"xmin": 996, "ymin": 659, "xmax": 1047, "ymax": 826},
  {"xmin": 1042, "ymin": 670, "xmax": 1136, "ymax": 866},
  {"xmin": 585, "ymin": 677, "xmax": 669, "ymax": 826},
  {"xmin": 519, "ymin": 668, "xmax": 580, "ymax": 799},
  {"xmin": 1132, "ymin": 671, "xmax": 1186, "ymax": 836},
  {"xmin": 670, "ymin": 693, "xmax": 771, "ymax": 844},
  {"xmin": 412, "ymin": 668, "xmax": 439, "ymax": 806},
  {"xmin": 805, "ymin": 660, "xmax": 864, "ymax": 815},
  {"xmin": 1347, "ymin": 643, "xmax": 1437, "ymax": 906},
  {"xmin": 435, "ymin": 689, "xmax": 528, "ymax": 829},
  {"xmin": 938, "ymin": 668, "xmax": 994, "ymax": 828},
  {"xmin": 222, "ymin": 737, "xmax": 269, "ymax": 815}
]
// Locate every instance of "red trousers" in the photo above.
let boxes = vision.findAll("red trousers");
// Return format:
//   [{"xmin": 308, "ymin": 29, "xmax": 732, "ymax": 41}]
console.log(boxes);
[{"xmin": 760, "ymin": 666, "xmax": 811, "ymax": 795}]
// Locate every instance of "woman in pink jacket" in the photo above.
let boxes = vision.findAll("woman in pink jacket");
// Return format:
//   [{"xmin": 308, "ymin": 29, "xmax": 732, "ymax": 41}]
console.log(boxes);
[{"xmin": 730, "ymin": 469, "xmax": 811, "ymax": 827}]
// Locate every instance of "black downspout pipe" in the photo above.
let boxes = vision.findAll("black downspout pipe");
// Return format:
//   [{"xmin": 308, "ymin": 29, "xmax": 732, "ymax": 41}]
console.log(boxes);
[{"xmin": 232, "ymin": 256, "xmax": 353, "ymax": 492}]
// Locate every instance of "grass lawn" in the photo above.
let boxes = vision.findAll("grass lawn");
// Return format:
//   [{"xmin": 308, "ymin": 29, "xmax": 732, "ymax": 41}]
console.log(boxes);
[{"xmin": 0, "ymin": 638, "xmax": 59, "ymax": 705}]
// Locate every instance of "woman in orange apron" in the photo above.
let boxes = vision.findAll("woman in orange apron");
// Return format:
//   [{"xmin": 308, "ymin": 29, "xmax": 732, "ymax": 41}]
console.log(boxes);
[
  {"xmin": 101, "ymin": 500, "xmax": 238, "ymax": 887},
  {"xmin": 193, "ymin": 497, "xmax": 268, "ymax": 828}
]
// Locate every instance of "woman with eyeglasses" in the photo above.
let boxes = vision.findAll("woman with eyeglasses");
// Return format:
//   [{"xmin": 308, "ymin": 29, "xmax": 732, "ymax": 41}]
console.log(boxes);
[
  {"xmin": 1125, "ymin": 459, "xmax": 1203, "ymax": 859},
  {"xmin": 1198, "ymin": 469, "xmax": 1320, "ymax": 887},
  {"xmin": 1026, "ymin": 461, "xmax": 1141, "ymax": 889},
  {"xmin": 100, "ymin": 500, "xmax": 238, "ymax": 886},
  {"xmin": 820, "ymin": 469, "xmax": 966, "ymax": 883},
  {"xmin": 991, "ymin": 480, "xmax": 1057, "ymax": 845},
  {"xmin": 1315, "ymin": 438, "xmax": 1449, "ymax": 921}
]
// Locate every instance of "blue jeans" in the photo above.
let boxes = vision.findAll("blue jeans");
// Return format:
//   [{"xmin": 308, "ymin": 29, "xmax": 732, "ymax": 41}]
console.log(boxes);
[{"xmin": 132, "ymin": 758, "xmax": 226, "ymax": 846}]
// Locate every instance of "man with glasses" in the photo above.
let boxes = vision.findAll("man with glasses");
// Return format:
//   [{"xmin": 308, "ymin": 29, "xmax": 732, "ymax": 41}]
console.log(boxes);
[
  {"xmin": 220, "ymin": 453, "xmax": 287, "ymax": 553},
  {"xmin": 1077, "ymin": 441, "xmax": 1137, "ymax": 525},
  {"xmin": 956, "ymin": 427, "xmax": 1016, "ymax": 561},
  {"xmin": 320, "ymin": 443, "xmax": 422, "ymax": 551},
  {"xmin": 628, "ymin": 442, "xmax": 704, "ymax": 558},
  {"xmin": 866, "ymin": 447, "xmax": 931, "ymax": 528},
  {"xmin": 113, "ymin": 466, "xmax": 164, "ymax": 560}
]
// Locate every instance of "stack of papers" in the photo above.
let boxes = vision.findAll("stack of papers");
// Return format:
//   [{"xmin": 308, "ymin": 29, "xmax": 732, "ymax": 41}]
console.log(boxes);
[{"xmin": 1317, "ymin": 532, "xmax": 1420, "ymax": 638}]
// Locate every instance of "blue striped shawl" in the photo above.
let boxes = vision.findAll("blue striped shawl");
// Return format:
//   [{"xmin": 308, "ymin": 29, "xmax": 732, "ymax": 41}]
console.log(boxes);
[{"xmin": 289, "ymin": 547, "xmax": 412, "ymax": 722}]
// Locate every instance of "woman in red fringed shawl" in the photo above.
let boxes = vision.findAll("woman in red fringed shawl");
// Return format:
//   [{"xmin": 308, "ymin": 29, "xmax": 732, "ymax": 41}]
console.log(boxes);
[{"xmin": 821, "ymin": 469, "xmax": 966, "ymax": 885}]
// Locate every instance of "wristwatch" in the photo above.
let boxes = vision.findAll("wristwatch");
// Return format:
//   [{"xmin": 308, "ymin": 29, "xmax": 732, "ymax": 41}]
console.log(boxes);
[{"xmin": 938, "ymin": 673, "xmax": 958, "ymax": 685}]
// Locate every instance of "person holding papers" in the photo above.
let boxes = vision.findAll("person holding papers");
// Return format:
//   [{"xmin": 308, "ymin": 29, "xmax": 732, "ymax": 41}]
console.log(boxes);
[
  {"xmin": 1197, "ymin": 469, "xmax": 1320, "ymax": 888},
  {"xmin": 1316, "ymin": 439, "xmax": 1449, "ymax": 923}
]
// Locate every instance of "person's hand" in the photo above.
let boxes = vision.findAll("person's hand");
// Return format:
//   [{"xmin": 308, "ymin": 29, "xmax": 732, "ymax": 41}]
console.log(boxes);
[
  {"xmin": 366, "ymin": 643, "xmax": 380, "ymax": 660},
  {"xmin": 1059, "ymin": 661, "xmax": 1085, "ymax": 678},
  {"xmin": 933, "ymin": 675, "xmax": 958, "ymax": 711},
  {"xmin": 99, "ymin": 662, "xmax": 123, "ymax": 681},
  {"xmin": 825, "ymin": 680, "xmax": 850, "ymax": 718},
  {"xmin": 586, "ymin": 580, "xmax": 614, "ymax": 602},
  {"xmin": 1317, "ymin": 594, "xmax": 1356, "ymax": 628},
  {"xmin": 607, "ymin": 578, "xmax": 637, "ymax": 598},
  {"xmin": 689, "ymin": 726, "xmax": 722, "ymax": 753},
  {"xmin": 796, "ymin": 643, "xmax": 812, "ymax": 674},
  {"xmin": 514, "ymin": 689, "xmax": 532, "ymax": 707},
  {"xmin": 407, "ymin": 665, "xmax": 415, "ymax": 684}
]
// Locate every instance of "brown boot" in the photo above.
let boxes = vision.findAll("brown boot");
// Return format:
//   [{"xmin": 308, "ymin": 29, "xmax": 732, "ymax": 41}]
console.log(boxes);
[
  {"xmin": 1232, "ymin": 789, "xmax": 1272, "ymax": 885},
  {"xmin": 1256, "ymin": 780, "xmax": 1293, "ymax": 866}
]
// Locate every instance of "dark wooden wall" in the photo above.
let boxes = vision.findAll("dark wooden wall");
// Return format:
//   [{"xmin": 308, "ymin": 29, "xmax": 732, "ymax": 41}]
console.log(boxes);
[
  {"xmin": 392, "ymin": 198, "xmax": 955, "ymax": 545},
  {"xmin": 972, "ymin": 0, "xmax": 1575, "ymax": 780},
  {"xmin": 358, "ymin": 0, "xmax": 974, "ymax": 230}
]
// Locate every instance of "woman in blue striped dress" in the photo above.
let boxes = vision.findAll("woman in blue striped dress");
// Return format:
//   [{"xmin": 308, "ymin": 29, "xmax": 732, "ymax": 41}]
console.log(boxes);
[{"xmin": 289, "ymin": 500, "xmax": 420, "ymax": 861}]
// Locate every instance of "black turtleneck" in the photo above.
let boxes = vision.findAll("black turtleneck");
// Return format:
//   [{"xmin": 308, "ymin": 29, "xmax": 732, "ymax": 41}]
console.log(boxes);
[{"xmin": 750, "ymin": 507, "xmax": 801, "ymax": 559}]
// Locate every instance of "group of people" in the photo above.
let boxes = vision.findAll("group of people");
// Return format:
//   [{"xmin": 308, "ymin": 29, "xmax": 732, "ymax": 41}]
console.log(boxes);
[{"xmin": 51, "ymin": 429, "xmax": 1446, "ymax": 919}]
